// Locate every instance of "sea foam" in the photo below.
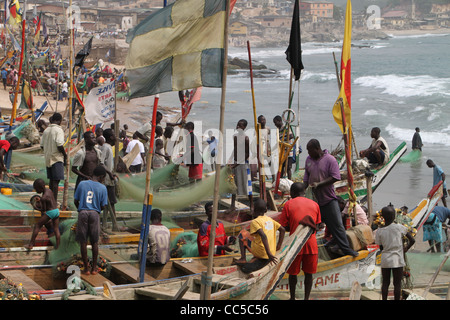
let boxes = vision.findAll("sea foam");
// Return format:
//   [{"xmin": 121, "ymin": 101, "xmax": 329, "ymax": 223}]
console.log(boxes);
[
  {"xmin": 386, "ymin": 123, "xmax": 450, "ymax": 147},
  {"xmin": 354, "ymin": 74, "xmax": 450, "ymax": 98}
]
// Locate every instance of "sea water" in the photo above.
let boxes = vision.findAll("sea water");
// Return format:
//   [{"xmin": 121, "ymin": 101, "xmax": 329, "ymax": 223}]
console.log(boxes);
[{"xmin": 130, "ymin": 33, "xmax": 450, "ymax": 211}]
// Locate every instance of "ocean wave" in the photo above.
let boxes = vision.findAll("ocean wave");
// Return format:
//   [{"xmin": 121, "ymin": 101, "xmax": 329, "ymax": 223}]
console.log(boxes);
[
  {"xmin": 354, "ymin": 74, "xmax": 450, "ymax": 98},
  {"xmin": 387, "ymin": 33, "xmax": 450, "ymax": 39},
  {"xmin": 386, "ymin": 123, "xmax": 450, "ymax": 147},
  {"xmin": 300, "ymin": 70, "xmax": 336, "ymax": 82}
]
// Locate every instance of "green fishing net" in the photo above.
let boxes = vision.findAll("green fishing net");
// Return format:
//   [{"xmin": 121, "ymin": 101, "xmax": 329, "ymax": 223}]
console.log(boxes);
[
  {"xmin": 400, "ymin": 149, "xmax": 422, "ymax": 163},
  {"xmin": 170, "ymin": 231, "xmax": 199, "ymax": 258}
]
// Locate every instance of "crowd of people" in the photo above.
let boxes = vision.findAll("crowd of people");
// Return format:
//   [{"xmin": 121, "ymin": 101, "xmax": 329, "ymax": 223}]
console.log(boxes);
[{"xmin": 4, "ymin": 100, "xmax": 445, "ymax": 300}]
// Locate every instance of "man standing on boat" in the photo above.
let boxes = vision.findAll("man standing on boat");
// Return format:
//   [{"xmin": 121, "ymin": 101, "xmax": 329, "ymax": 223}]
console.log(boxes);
[
  {"xmin": 426, "ymin": 159, "xmax": 447, "ymax": 207},
  {"xmin": 303, "ymin": 139, "xmax": 358, "ymax": 257},
  {"xmin": 72, "ymin": 131, "xmax": 103, "ymax": 193},
  {"xmin": 280, "ymin": 182, "xmax": 321, "ymax": 300},
  {"xmin": 41, "ymin": 112, "xmax": 67, "ymax": 203},
  {"xmin": 74, "ymin": 166, "xmax": 108, "ymax": 275},
  {"xmin": 229, "ymin": 119, "xmax": 253, "ymax": 213}
]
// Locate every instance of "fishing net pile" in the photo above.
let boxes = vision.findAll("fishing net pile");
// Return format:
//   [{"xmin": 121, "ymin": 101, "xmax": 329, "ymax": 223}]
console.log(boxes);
[
  {"xmin": 47, "ymin": 219, "xmax": 112, "ymax": 277},
  {"xmin": 170, "ymin": 232, "xmax": 199, "ymax": 258},
  {"xmin": 118, "ymin": 165, "xmax": 236, "ymax": 211},
  {"xmin": 0, "ymin": 278, "xmax": 40, "ymax": 300},
  {"xmin": 11, "ymin": 149, "xmax": 236, "ymax": 213}
]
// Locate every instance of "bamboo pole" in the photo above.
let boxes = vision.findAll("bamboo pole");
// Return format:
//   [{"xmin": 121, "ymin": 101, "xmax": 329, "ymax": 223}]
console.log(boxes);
[
  {"xmin": 247, "ymin": 40, "xmax": 265, "ymax": 201},
  {"xmin": 138, "ymin": 94, "xmax": 159, "ymax": 282},
  {"xmin": 333, "ymin": 52, "xmax": 357, "ymax": 226},
  {"xmin": 201, "ymin": 0, "xmax": 229, "ymax": 300},
  {"xmin": 9, "ymin": 19, "xmax": 26, "ymax": 128},
  {"xmin": 62, "ymin": 1, "xmax": 74, "ymax": 210}
]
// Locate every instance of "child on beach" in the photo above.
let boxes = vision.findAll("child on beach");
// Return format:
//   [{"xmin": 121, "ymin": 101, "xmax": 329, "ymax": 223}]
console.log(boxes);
[
  {"xmin": 25, "ymin": 179, "xmax": 61, "ymax": 250},
  {"xmin": 375, "ymin": 206, "xmax": 415, "ymax": 300}
]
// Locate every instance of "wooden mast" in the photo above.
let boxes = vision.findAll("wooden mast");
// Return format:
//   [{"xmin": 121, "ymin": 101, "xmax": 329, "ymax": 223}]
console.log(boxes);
[
  {"xmin": 201, "ymin": 0, "xmax": 229, "ymax": 300},
  {"xmin": 62, "ymin": 0, "xmax": 74, "ymax": 210}
]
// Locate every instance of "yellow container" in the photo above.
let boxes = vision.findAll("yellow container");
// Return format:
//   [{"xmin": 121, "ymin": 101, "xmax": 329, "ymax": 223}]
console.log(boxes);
[{"xmin": 1, "ymin": 188, "xmax": 12, "ymax": 195}]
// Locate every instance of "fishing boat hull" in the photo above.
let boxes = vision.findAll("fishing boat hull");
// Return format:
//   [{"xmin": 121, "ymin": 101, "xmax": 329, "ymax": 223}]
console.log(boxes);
[
  {"xmin": 37, "ymin": 224, "xmax": 313, "ymax": 300},
  {"xmin": 336, "ymin": 141, "xmax": 407, "ymax": 204},
  {"xmin": 276, "ymin": 182, "xmax": 443, "ymax": 294}
]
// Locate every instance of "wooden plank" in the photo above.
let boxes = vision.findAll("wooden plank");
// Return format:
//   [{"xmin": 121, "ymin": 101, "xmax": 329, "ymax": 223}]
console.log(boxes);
[
  {"xmin": 0, "ymin": 270, "xmax": 45, "ymax": 293},
  {"xmin": 136, "ymin": 286, "xmax": 200, "ymax": 300},
  {"xmin": 81, "ymin": 272, "xmax": 114, "ymax": 288},
  {"xmin": 173, "ymin": 260, "xmax": 208, "ymax": 275},
  {"xmin": 99, "ymin": 249, "xmax": 154, "ymax": 283},
  {"xmin": 173, "ymin": 280, "xmax": 190, "ymax": 300},
  {"xmin": 219, "ymin": 198, "xmax": 249, "ymax": 210}
]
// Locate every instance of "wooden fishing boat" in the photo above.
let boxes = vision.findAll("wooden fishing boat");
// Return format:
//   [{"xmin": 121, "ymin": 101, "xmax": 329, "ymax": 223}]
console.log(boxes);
[
  {"xmin": 275, "ymin": 182, "xmax": 443, "ymax": 295},
  {"xmin": 37, "ymin": 223, "xmax": 313, "ymax": 300},
  {"xmin": 335, "ymin": 141, "xmax": 407, "ymax": 204}
]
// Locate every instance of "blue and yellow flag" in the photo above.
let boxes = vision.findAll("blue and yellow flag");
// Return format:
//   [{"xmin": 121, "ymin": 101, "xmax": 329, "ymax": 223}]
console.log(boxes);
[{"xmin": 125, "ymin": 0, "xmax": 227, "ymax": 99}]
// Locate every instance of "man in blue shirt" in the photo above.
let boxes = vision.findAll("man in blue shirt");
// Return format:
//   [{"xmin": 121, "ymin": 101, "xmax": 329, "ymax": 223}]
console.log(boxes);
[
  {"xmin": 74, "ymin": 165, "xmax": 108, "ymax": 275},
  {"xmin": 427, "ymin": 159, "xmax": 447, "ymax": 207},
  {"xmin": 1, "ymin": 68, "xmax": 7, "ymax": 90}
]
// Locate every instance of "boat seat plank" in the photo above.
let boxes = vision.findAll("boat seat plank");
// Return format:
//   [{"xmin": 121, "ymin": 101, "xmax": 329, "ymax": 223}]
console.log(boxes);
[
  {"xmin": 194, "ymin": 274, "xmax": 245, "ymax": 290},
  {"xmin": 219, "ymin": 198, "xmax": 249, "ymax": 210},
  {"xmin": 99, "ymin": 249, "xmax": 154, "ymax": 282},
  {"xmin": 0, "ymin": 270, "xmax": 45, "ymax": 293},
  {"xmin": 136, "ymin": 286, "xmax": 200, "ymax": 300},
  {"xmin": 173, "ymin": 260, "xmax": 207, "ymax": 275},
  {"xmin": 81, "ymin": 272, "xmax": 115, "ymax": 288}
]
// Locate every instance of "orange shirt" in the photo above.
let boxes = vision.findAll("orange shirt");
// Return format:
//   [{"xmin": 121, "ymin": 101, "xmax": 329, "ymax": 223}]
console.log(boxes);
[{"xmin": 280, "ymin": 196, "xmax": 321, "ymax": 254}]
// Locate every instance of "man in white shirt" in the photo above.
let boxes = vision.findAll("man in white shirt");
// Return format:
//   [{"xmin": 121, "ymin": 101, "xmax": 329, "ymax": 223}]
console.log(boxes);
[
  {"xmin": 40, "ymin": 113, "xmax": 67, "ymax": 202},
  {"xmin": 125, "ymin": 133, "xmax": 145, "ymax": 173},
  {"xmin": 147, "ymin": 209, "xmax": 171, "ymax": 265}
]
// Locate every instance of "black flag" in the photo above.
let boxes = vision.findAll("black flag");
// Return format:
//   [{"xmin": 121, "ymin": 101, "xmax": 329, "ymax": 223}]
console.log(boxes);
[
  {"xmin": 285, "ymin": 0, "xmax": 304, "ymax": 80},
  {"xmin": 74, "ymin": 37, "xmax": 93, "ymax": 69}
]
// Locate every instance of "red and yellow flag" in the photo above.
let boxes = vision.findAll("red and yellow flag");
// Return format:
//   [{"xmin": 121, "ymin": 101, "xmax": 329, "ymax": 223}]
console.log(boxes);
[
  {"xmin": 332, "ymin": 0, "xmax": 352, "ymax": 146},
  {"xmin": 8, "ymin": 0, "xmax": 22, "ymax": 25}
]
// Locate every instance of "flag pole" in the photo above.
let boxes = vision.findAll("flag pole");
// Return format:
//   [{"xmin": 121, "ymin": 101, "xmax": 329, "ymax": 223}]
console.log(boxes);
[
  {"xmin": 9, "ymin": 13, "xmax": 25, "ymax": 128},
  {"xmin": 62, "ymin": 0, "xmax": 74, "ymax": 210},
  {"xmin": 335, "ymin": 0, "xmax": 357, "ymax": 225},
  {"xmin": 201, "ymin": 0, "xmax": 229, "ymax": 300},
  {"xmin": 247, "ymin": 40, "xmax": 265, "ymax": 201},
  {"xmin": 137, "ymin": 94, "xmax": 159, "ymax": 282}
]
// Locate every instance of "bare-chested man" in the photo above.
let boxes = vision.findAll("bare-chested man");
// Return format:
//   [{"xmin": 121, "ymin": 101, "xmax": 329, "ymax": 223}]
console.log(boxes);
[
  {"xmin": 72, "ymin": 131, "xmax": 103, "ymax": 193},
  {"xmin": 25, "ymin": 178, "xmax": 61, "ymax": 250}
]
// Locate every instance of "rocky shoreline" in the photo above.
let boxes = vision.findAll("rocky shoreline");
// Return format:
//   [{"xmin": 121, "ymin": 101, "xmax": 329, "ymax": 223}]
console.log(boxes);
[{"xmin": 233, "ymin": 27, "xmax": 449, "ymax": 48}]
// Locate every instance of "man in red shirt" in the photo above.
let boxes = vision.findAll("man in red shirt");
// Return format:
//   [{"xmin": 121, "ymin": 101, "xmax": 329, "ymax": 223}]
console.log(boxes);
[
  {"xmin": 280, "ymin": 182, "xmax": 321, "ymax": 300},
  {"xmin": 197, "ymin": 201, "xmax": 234, "ymax": 256},
  {"xmin": 0, "ymin": 136, "xmax": 20, "ymax": 174}
]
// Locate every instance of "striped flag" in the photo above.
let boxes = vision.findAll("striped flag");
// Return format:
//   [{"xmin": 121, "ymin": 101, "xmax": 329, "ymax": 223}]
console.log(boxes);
[
  {"xmin": 125, "ymin": 0, "xmax": 227, "ymax": 99},
  {"xmin": 34, "ymin": 12, "xmax": 42, "ymax": 41},
  {"xmin": 8, "ymin": 0, "xmax": 22, "ymax": 25},
  {"xmin": 332, "ymin": 0, "xmax": 352, "ymax": 145}
]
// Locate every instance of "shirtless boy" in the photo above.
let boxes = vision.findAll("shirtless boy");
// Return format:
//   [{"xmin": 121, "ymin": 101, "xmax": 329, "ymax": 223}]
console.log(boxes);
[
  {"xmin": 72, "ymin": 131, "xmax": 102, "ymax": 192},
  {"xmin": 25, "ymin": 179, "xmax": 61, "ymax": 250}
]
